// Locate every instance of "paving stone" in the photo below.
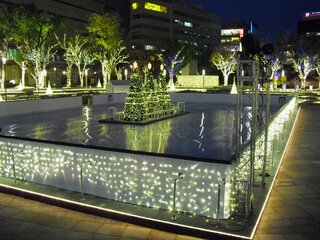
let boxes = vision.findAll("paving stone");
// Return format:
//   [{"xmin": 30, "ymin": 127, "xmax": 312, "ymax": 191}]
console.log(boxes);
[
  {"xmin": 147, "ymin": 229, "xmax": 177, "ymax": 240},
  {"xmin": 96, "ymin": 223, "xmax": 127, "ymax": 236},
  {"xmin": 256, "ymin": 233, "xmax": 287, "ymax": 240},
  {"xmin": 121, "ymin": 225, "xmax": 151, "ymax": 239},
  {"xmin": 66, "ymin": 231, "xmax": 94, "ymax": 240},
  {"xmin": 71, "ymin": 220, "xmax": 103, "ymax": 232}
]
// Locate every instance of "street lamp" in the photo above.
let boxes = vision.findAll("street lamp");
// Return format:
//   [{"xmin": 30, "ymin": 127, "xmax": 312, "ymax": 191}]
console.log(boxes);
[
  {"xmin": 124, "ymin": 69, "xmax": 128, "ymax": 80},
  {"xmin": 133, "ymin": 61, "xmax": 138, "ymax": 71},
  {"xmin": 85, "ymin": 69, "xmax": 88, "ymax": 88},
  {"xmin": 1, "ymin": 57, "xmax": 7, "ymax": 90},
  {"xmin": 202, "ymin": 69, "xmax": 206, "ymax": 88}
]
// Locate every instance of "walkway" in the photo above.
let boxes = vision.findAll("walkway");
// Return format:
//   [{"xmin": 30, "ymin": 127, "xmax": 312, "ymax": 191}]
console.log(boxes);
[
  {"xmin": 254, "ymin": 103, "xmax": 320, "ymax": 240},
  {"xmin": 0, "ymin": 192, "xmax": 201, "ymax": 240}
]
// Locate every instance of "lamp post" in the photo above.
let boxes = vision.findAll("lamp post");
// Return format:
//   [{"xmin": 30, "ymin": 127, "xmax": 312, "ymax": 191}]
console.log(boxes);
[
  {"xmin": 202, "ymin": 69, "xmax": 206, "ymax": 88},
  {"xmin": 124, "ymin": 69, "xmax": 128, "ymax": 80},
  {"xmin": 11, "ymin": 154, "xmax": 17, "ymax": 185},
  {"xmin": 85, "ymin": 69, "xmax": 88, "ymax": 88},
  {"xmin": 215, "ymin": 178, "xmax": 225, "ymax": 227},
  {"xmin": 1, "ymin": 57, "xmax": 7, "ymax": 90},
  {"xmin": 172, "ymin": 172, "xmax": 184, "ymax": 220},
  {"xmin": 133, "ymin": 61, "xmax": 138, "ymax": 71}
]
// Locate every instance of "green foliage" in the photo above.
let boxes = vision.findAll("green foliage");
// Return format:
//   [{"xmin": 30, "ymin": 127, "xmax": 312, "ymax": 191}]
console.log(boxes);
[
  {"xmin": 1, "ymin": 4, "xmax": 61, "ymax": 88},
  {"xmin": 87, "ymin": 13, "xmax": 122, "ymax": 50},
  {"xmin": 87, "ymin": 13, "xmax": 128, "ymax": 85}
]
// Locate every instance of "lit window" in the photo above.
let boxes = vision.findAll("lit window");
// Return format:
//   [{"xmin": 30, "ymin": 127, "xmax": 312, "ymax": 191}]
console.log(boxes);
[
  {"xmin": 184, "ymin": 22, "xmax": 193, "ymax": 28},
  {"xmin": 231, "ymin": 37, "xmax": 240, "ymax": 42},
  {"xmin": 174, "ymin": 19, "xmax": 183, "ymax": 25},
  {"xmin": 132, "ymin": 3, "xmax": 138, "ymax": 10},
  {"xmin": 144, "ymin": 2, "xmax": 167, "ymax": 13},
  {"xmin": 144, "ymin": 45, "xmax": 156, "ymax": 51}
]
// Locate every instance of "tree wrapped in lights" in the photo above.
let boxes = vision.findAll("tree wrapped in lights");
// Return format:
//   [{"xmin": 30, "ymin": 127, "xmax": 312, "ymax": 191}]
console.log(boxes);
[
  {"xmin": 87, "ymin": 13, "xmax": 128, "ymax": 88},
  {"xmin": 2, "ymin": 4, "xmax": 60, "ymax": 89},
  {"xmin": 210, "ymin": 47, "xmax": 238, "ymax": 86},
  {"xmin": 123, "ymin": 63, "xmax": 146, "ymax": 121},
  {"xmin": 157, "ymin": 44, "xmax": 193, "ymax": 90},
  {"xmin": 283, "ymin": 36, "xmax": 320, "ymax": 89},
  {"xmin": 56, "ymin": 34, "xmax": 92, "ymax": 88}
]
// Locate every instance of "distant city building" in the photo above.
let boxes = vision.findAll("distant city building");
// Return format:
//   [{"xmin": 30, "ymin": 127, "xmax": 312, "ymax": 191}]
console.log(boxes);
[
  {"xmin": 298, "ymin": 11, "xmax": 320, "ymax": 37},
  {"xmin": 0, "ymin": 0, "xmax": 127, "ymax": 35},
  {"xmin": 128, "ymin": 0, "xmax": 221, "ymax": 57},
  {"xmin": 221, "ymin": 21, "xmax": 257, "ymax": 52}
]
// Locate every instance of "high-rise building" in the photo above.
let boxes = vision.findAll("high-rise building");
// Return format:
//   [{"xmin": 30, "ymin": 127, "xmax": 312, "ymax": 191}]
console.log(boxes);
[
  {"xmin": 221, "ymin": 21, "xmax": 257, "ymax": 52},
  {"xmin": 298, "ymin": 11, "xmax": 320, "ymax": 37},
  {"xmin": 128, "ymin": 0, "xmax": 221, "ymax": 57}
]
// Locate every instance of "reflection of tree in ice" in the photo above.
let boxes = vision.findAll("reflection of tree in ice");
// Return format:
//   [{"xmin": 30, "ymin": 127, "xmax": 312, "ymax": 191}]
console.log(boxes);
[
  {"xmin": 124, "ymin": 119, "xmax": 172, "ymax": 153},
  {"xmin": 63, "ymin": 107, "xmax": 93, "ymax": 144},
  {"xmin": 193, "ymin": 112, "xmax": 205, "ymax": 152},
  {"xmin": 33, "ymin": 124, "xmax": 54, "ymax": 139},
  {"xmin": 212, "ymin": 109, "xmax": 236, "ymax": 150}
]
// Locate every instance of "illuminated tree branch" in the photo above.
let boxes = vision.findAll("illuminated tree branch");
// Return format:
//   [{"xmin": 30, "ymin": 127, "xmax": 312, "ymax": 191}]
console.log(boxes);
[{"xmin": 210, "ymin": 48, "xmax": 238, "ymax": 86}]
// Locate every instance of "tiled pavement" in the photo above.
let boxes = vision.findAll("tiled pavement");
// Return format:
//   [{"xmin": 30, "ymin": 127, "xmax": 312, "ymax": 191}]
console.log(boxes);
[
  {"xmin": 0, "ymin": 192, "xmax": 201, "ymax": 240},
  {"xmin": 0, "ymin": 103, "xmax": 319, "ymax": 240},
  {"xmin": 254, "ymin": 104, "xmax": 320, "ymax": 240}
]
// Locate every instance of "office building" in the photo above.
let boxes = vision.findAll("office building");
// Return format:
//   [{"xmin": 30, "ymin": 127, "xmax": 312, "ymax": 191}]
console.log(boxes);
[
  {"xmin": 221, "ymin": 21, "xmax": 257, "ymax": 52},
  {"xmin": 128, "ymin": 0, "xmax": 221, "ymax": 57}
]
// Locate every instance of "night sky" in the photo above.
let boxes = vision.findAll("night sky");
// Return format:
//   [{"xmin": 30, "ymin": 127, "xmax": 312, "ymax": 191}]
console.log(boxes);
[{"xmin": 188, "ymin": 0, "xmax": 320, "ymax": 42}]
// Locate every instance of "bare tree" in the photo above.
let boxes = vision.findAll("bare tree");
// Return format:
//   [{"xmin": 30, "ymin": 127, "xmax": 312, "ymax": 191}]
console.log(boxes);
[{"xmin": 210, "ymin": 48, "xmax": 238, "ymax": 86}]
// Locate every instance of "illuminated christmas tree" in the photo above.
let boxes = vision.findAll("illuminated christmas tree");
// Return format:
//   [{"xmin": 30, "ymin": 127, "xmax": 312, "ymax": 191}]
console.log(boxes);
[
  {"xmin": 157, "ymin": 74, "xmax": 174, "ymax": 115},
  {"xmin": 144, "ymin": 67, "xmax": 160, "ymax": 118},
  {"xmin": 123, "ymin": 63, "xmax": 175, "ymax": 122},
  {"xmin": 123, "ymin": 65, "xmax": 146, "ymax": 121}
]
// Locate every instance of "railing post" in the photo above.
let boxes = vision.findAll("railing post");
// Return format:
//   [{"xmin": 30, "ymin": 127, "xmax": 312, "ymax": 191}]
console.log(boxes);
[
  {"xmin": 11, "ymin": 155, "xmax": 17, "ymax": 185},
  {"xmin": 216, "ymin": 178, "xmax": 225, "ymax": 227},
  {"xmin": 171, "ymin": 172, "xmax": 184, "ymax": 221}
]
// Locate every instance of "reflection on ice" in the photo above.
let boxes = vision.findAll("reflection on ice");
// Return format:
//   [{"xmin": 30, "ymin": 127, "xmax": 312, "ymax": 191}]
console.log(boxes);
[{"xmin": 0, "ymin": 102, "xmax": 279, "ymax": 161}]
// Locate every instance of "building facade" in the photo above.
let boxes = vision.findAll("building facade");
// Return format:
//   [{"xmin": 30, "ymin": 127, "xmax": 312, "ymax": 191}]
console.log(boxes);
[
  {"xmin": 128, "ymin": 0, "xmax": 221, "ymax": 57},
  {"xmin": 221, "ymin": 21, "xmax": 257, "ymax": 52},
  {"xmin": 0, "ymin": 0, "xmax": 110, "ymax": 34},
  {"xmin": 298, "ymin": 11, "xmax": 320, "ymax": 37}
]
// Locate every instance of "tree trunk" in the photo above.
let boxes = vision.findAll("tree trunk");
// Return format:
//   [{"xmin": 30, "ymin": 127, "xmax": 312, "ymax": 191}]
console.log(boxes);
[
  {"xmin": 102, "ymin": 61, "xmax": 108, "ymax": 88},
  {"xmin": 20, "ymin": 62, "xmax": 26, "ymax": 87},
  {"xmin": 302, "ymin": 77, "xmax": 307, "ymax": 89},
  {"xmin": 78, "ymin": 68, "xmax": 84, "ymax": 87},
  {"xmin": 168, "ymin": 70, "xmax": 175, "ymax": 90},
  {"xmin": 66, "ymin": 64, "xmax": 72, "ymax": 88},
  {"xmin": 223, "ymin": 73, "xmax": 229, "ymax": 86}
]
